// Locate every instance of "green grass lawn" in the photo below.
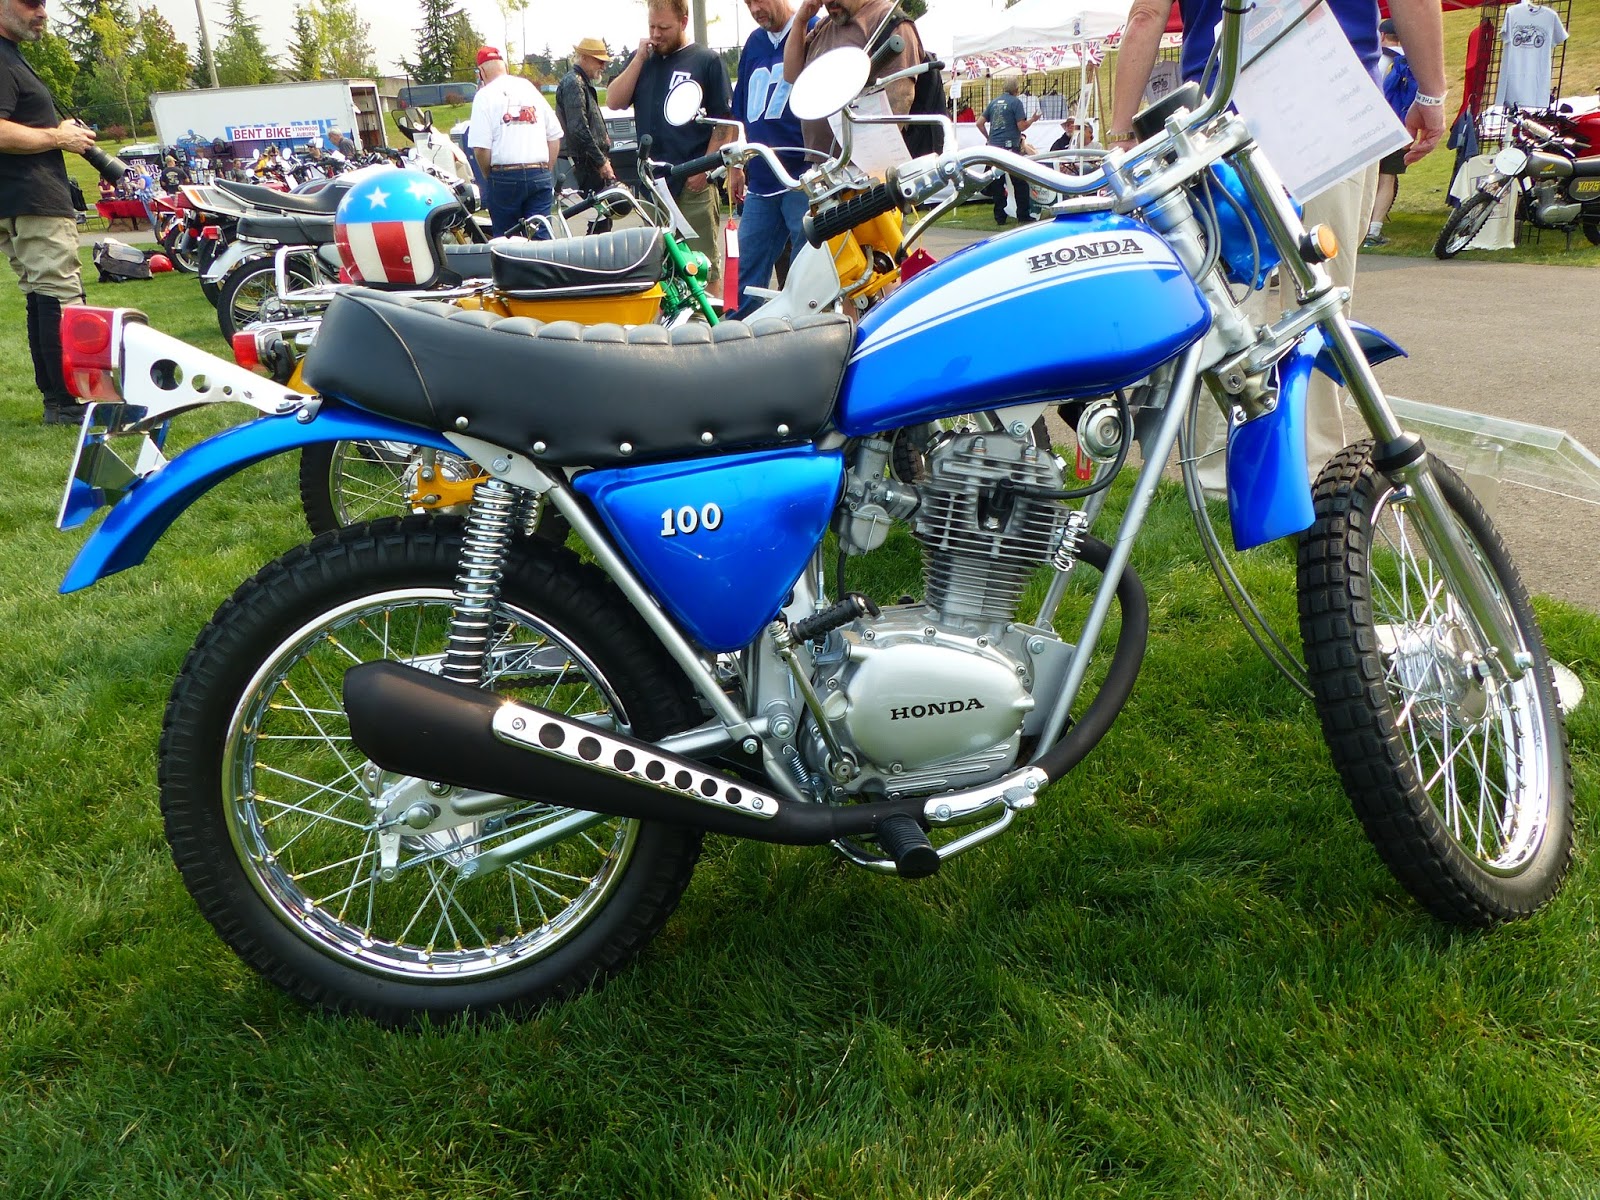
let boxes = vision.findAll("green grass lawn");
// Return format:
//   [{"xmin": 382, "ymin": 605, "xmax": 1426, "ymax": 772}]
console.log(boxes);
[{"xmin": 3, "ymin": 248, "xmax": 1600, "ymax": 1196}]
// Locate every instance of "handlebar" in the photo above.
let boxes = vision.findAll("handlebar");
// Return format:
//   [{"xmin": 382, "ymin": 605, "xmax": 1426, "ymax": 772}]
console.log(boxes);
[
  {"xmin": 664, "ymin": 152, "xmax": 725, "ymax": 184},
  {"xmin": 804, "ymin": 183, "xmax": 901, "ymax": 246},
  {"xmin": 870, "ymin": 34, "xmax": 905, "ymax": 74}
]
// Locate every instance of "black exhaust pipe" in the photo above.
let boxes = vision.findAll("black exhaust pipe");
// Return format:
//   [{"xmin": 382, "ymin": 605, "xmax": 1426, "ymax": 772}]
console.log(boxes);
[{"xmin": 344, "ymin": 660, "xmax": 938, "ymax": 847}]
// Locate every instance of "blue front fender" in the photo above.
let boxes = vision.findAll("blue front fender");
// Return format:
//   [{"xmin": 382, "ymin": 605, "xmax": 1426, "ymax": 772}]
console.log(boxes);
[
  {"xmin": 1226, "ymin": 321, "xmax": 1407, "ymax": 551},
  {"xmin": 60, "ymin": 404, "xmax": 458, "ymax": 593}
]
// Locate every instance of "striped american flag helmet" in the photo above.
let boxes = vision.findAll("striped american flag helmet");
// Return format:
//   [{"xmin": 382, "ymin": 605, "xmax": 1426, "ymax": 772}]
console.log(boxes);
[{"xmin": 334, "ymin": 166, "xmax": 462, "ymax": 289}]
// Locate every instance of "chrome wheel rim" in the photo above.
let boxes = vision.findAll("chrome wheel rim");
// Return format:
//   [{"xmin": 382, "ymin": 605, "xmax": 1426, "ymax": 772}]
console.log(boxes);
[
  {"xmin": 1445, "ymin": 199, "xmax": 1493, "ymax": 255},
  {"xmin": 228, "ymin": 268, "xmax": 283, "ymax": 329},
  {"xmin": 1368, "ymin": 488, "xmax": 1551, "ymax": 875},
  {"xmin": 326, "ymin": 442, "xmax": 478, "ymax": 525},
  {"xmin": 222, "ymin": 587, "xmax": 638, "ymax": 981}
]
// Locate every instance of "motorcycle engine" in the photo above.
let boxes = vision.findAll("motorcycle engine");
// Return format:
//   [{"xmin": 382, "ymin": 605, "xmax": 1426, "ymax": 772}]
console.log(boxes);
[
  {"xmin": 804, "ymin": 428, "xmax": 1072, "ymax": 798},
  {"xmin": 1533, "ymin": 181, "xmax": 1582, "ymax": 226}
]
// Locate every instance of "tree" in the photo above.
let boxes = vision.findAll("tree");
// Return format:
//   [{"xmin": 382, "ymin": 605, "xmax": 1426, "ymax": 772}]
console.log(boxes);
[
  {"xmin": 312, "ymin": 0, "xmax": 378, "ymax": 80},
  {"xmin": 18, "ymin": 32, "xmax": 78, "ymax": 105},
  {"xmin": 83, "ymin": 7, "xmax": 138, "ymax": 132},
  {"xmin": 284, "ymin": 5, "xmax": 326, "ymax": 81},
  {"xmin": 405, "ymin": 0, "xmax": 459, "ymax": 85},
  {"xmin": 55, "ymin": 0, "xmax": 128, "ymax": 71},
  {"xmin": 132, "ymin": 8, "xmax": 193, "ymax": 102},
  {"xmin": 215, "ymin": 0, "xmax": 276, "ymax": 86},
  {"xmin": 445, "ymin": 11, "xmax": 481, "ymax": 82},
  {"xmin": 494, "ymin": 0, "xmax": 528, "ymax": 64}
]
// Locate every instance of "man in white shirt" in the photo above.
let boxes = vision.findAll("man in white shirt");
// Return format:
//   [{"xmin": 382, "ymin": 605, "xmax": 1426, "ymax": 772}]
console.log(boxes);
[{"xmin": 467, "ymin": 45, "xmax": 564, "ymax": 237}]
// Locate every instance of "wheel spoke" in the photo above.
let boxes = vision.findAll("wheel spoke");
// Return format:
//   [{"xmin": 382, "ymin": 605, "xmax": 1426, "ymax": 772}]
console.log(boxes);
[{"xmin": 218, "ymin": 583, "xmax": 644, "ymax": 984}]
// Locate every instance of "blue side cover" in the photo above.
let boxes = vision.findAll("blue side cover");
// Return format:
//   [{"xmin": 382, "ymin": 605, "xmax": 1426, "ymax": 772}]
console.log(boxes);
[
  {"xmin": 574, "ymin": 446, "xmax": 843, "ymax": 653},
  {"xmin": 60, "ymin": 403, "xmax": 457, "ymax": 593},
  {"xmin": 1225, "ymin": 323, "xmax": 1407, "ymax": 551}
]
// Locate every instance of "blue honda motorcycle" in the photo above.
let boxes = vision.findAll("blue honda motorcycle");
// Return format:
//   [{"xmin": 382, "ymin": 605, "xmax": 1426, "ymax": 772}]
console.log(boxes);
[{"xmin": 55, "ymin": 14, "xmax": 1571, "ymax": 1023}]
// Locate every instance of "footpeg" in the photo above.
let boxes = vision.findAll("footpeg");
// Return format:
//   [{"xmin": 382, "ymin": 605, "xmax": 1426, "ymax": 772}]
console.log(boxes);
[
  {"xmin": 876, "ymin": 813, "xmax": 939, "ymax": 879},
  {"xmin": 790, "ymin": 593, "xmax": 880, "ymax": 643}
]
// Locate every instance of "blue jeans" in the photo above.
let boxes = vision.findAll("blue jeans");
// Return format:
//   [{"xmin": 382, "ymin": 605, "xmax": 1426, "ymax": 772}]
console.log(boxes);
[
  {"xmin": 487, "ymin": 166, "xmax": 554, "ymax": 238},
  {"xmin": 734, "ymin": 188, "xmax": 809, "ymax": 316}
]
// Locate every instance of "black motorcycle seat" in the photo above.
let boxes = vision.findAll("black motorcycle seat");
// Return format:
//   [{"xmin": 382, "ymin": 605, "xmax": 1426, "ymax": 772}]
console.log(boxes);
[
  {"xmin": 301, "ymin": 289, "xmax": 853, "ymax": 467},
  {"xmin": 217, "ymin": 177, "xmax": 351, "ymax": 214},
  {"xmin": 1568, "ymin": 156, "xmax": 1600, "ymax": 178},
  {"xmin": 491, "ymin": 227, "xmax": 664, "ymax": 298},
  {"xmin": 441, "ymin": 243, "xmax": 494, "ymax": 280},
  {"xmin": 237, "ymin": 213, "xmax": 336, "ymax": 245}
]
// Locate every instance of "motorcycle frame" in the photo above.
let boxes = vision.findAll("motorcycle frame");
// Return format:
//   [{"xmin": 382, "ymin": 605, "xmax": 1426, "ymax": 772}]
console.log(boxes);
[{"xmin": 57, "ymin": 7, "xmax": 1530, "ymax": 873}]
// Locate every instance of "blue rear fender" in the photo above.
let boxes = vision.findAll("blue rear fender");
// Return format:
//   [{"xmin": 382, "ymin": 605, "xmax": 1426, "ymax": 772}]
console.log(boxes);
[
  {"xmin": 1226, "ymin": 321, "xmax": 1406, "ymax": 551},
  {"xmin": 60, "ymin": 403, "xmax": 458, "ymax": 593}
]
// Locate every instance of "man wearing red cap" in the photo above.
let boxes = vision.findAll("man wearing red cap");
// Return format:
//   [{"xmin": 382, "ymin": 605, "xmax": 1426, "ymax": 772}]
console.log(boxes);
[{"xmin": 468, "ymin": 45, "xmax": 565, "ymax": 237}]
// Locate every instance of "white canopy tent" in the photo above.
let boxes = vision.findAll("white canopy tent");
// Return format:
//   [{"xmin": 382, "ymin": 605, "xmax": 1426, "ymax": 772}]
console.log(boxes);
[
  {"xmin": 946, "ymin": 0, "xmax": 1128, "ymax": 145},
  {"xmin": 948, "ymin": 0, "xmax": 1129, "ymax": 59}
]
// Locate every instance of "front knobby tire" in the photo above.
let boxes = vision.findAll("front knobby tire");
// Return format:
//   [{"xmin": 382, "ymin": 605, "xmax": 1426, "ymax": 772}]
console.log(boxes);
[
  {"xmin": 1434, "ymin": 192, "xmax": 1497, "ymax": 259},
  {"xmin": 159, "ymin": 518, "xmax": 703, "ymax": 1023},
  {"xmin": 1297, "ymin": 445, "xmax": 1573, "ymax": 925}
]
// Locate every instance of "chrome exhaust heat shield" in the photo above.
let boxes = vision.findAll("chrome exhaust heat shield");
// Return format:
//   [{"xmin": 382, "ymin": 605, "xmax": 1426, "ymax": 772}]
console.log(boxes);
[{"xmin": 343, "ymin": 661, "xmax": 934, "ymax": 844}]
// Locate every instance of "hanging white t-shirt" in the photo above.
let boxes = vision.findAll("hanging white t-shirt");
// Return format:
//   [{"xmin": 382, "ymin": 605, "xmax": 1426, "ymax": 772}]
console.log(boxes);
[
  {"xmin": 1144, "ymin": 59, "xmax": 1181, "ymax": 107},
  {"xmin": 467, "ymin": 73, "xmax": 564, "ymax": 167},
  {"xmin": 1495, "ymin": 1, "xmax": 1568, "ymax": 109}
]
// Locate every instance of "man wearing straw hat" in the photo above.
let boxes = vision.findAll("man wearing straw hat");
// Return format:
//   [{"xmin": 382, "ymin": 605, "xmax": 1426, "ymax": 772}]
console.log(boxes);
[{"xmin": 557, "ymin": 37, "xmax": 617, "ymax": 203}]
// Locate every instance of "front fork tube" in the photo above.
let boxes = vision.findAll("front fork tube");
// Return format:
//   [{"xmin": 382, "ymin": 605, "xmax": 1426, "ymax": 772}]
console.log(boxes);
[{"xmin": 1227, "ymin": 145, "xmax": 1529, "ymax": 681}]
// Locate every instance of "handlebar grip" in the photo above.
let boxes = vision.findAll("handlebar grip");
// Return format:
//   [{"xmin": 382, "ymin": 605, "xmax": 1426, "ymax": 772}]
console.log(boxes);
[
  {"xmin": 803, "ymin": 183, "xmax": 901, "ymax": 247},
  {"xmin": 870, "ymin": 33, "xmax": 905, "ymax": 73},
  {"xmin": 668, "ymin": 152, "xmax": 724, "ymax": 184},
  {"xmin": 1522, "ymin": 118, "xmax": 1555, "ymax": 142},
  {"xmin": 562, "ymin": 195, "xmax": 597, "ymax": 218}
]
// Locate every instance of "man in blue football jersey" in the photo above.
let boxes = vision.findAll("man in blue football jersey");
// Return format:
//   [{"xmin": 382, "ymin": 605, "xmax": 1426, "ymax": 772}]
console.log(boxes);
[{"xmin": 729, "ymin": 0, "xmax": 810, "ymax": 315}]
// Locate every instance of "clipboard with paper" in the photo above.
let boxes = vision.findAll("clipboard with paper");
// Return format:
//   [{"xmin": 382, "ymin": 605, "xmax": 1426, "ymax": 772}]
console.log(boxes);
[
  {"xmin": 1229, "ymin": 0, "xmax": 1410, "ymax": 200},
  {"xmin": 829, "ymin": 90, "xmax": 916, "ymax": 181}
]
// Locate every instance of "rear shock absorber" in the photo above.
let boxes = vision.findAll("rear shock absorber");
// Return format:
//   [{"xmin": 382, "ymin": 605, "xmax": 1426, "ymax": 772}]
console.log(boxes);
[{"xmin": 442, "ymin": 477, "xmax": 519, "ymax": 686}]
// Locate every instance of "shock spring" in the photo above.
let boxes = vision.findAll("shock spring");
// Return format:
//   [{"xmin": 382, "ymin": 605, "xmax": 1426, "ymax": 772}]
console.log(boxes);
[{"xmin": 442, "ymin": 477, "xmax": 519, "ymax": 686}]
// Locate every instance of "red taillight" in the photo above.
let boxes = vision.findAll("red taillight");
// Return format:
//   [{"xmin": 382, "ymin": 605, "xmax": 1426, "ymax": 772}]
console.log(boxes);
[
  {"xmin": 202, "ymin": 225, "xmax": 221, "ymax": 240},
  {"xmin": 232, "ymin": 331, "xmax": 262, "ymax": 373},
  {"xmin": 61, "ymin": 306, "xmax": 121, "ymax": 401}
]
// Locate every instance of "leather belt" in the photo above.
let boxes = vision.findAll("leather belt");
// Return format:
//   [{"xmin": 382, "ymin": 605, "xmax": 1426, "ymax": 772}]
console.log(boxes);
[{"xmin": 490, "ymin": 163, "xmax": 549, "ymax": 171}]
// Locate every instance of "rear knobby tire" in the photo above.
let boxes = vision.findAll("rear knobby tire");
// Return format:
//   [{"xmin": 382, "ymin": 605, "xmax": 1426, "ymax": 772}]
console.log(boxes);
[
  {"xmin": 159, "ymin": 518, "xmax": 703, "ymax": 1023},
  {"xmin": 1297, "ymin": 444, "xmax": 1572, "ymax": 925},
  {"xmin": 1433, "ymin": 192, "xmax": 1497, "ymax": 259}
]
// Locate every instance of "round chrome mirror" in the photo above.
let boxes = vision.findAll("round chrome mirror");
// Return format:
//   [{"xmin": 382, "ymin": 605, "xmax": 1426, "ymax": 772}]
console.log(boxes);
[
  {"xmin": 789, "ymin": 47, "xmax": 872, "ymax": 122},
  {"xmin": 663, "ymin": 80, "xmax": 705, "ymax": 128}
]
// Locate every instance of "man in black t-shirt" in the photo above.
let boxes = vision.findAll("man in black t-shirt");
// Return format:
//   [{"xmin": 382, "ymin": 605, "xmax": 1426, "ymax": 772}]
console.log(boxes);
[
  {"xmin": 607, "ymin": 0, "xmax": 735, "ymax": 295},
  {"xmin": 0, "ymin": 0, "xmax": 97, "ymax": 425}
]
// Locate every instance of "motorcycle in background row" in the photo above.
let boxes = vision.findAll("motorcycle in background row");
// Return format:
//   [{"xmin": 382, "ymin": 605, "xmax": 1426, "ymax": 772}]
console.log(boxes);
[{"xmin": 1435, "ymin": 107, "xmax": 1600, "ymax": 258}]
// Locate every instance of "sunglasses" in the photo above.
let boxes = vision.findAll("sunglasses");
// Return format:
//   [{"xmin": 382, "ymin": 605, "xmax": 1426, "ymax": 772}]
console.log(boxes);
[{"xmin": 18, "ymin": 0, "xmax": 48, "ymax": 9}]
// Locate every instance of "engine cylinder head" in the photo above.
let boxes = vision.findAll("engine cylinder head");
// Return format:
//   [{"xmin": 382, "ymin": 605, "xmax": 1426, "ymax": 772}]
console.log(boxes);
[{"xmin": 912, "ymin": 432, "xmax": 1066, "ymax": 630}]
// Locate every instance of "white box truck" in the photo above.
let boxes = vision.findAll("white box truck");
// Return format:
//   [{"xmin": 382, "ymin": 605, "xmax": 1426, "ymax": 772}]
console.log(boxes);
[{"xmin": 149, "ymin": 79, "xmax": 388, "ymax": 163}]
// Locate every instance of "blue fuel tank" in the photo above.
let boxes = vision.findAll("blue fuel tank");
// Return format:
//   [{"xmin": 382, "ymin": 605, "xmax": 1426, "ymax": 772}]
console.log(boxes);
[{"xmin": 837, "ymin": 213, "xmax": 1212, "ymax": 437}]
